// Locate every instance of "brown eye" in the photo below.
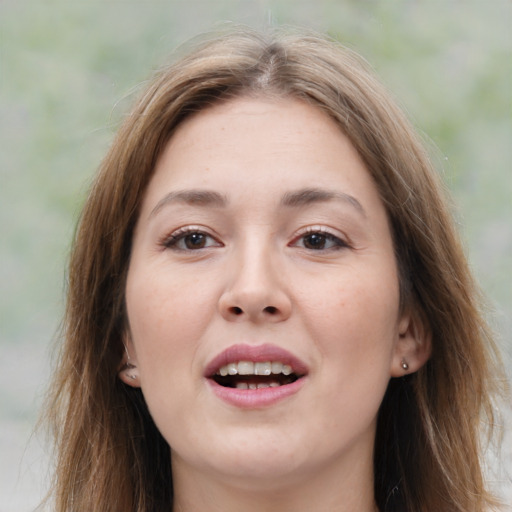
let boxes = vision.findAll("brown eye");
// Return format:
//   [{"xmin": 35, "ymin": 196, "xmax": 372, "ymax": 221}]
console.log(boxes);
[
  {"xmin": 293, "ymin": 231, "xmax": 348, "ymax": 251},
  {"xmin": 164, "ymin": 230, "xmax": 221, "ymax": 251},
  {"xmin": 303, "ymin": 233, "xmax": 328, "ymax": 250},
  {"xmin": 184, "ymin": 232, "xmax": 207, "ymax": 249}
]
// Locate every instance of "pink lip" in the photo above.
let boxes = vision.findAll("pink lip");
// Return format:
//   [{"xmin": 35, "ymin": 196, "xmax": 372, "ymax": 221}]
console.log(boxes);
[
  {"xmin": 207, "ymin": 378, "xmax": 306, "ymax": 409},
  {"xmin": 204, "ymin": 343, "xmax": 309, "ymax": 409},
  {"xmin": 204, "ymin": 343, "xmax": 309, "ymax": 377}
]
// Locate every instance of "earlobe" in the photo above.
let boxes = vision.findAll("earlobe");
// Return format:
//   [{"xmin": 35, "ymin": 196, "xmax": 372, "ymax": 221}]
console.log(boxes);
[
  {"xmin": 390, "ymin": 310, "xmax": 432, "ymax": 378},
  {"xmin": 118, "ymin": 336, "xmax": 141, "ymax": 387}
]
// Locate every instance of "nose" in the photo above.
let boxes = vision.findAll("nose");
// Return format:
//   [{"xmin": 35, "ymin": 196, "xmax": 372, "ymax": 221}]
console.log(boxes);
[{"xmin": 218, "ymin": 246, "xmax": 292, "ymax": 323}]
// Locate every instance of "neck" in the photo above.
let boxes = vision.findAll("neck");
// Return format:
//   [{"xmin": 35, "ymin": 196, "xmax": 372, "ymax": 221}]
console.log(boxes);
[{"xmin": 171, "ymin": 448, "xmax": 378, "ymax": 512}]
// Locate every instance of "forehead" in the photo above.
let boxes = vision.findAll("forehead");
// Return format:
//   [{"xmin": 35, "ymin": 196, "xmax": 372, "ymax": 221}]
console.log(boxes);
[
  {"xmin": 139, "ymin": 96, "xmax": 384, "ymax": 219},
  {"xmin": 165, "ymin": 96, "xmax": 349, "ymax": 161}
]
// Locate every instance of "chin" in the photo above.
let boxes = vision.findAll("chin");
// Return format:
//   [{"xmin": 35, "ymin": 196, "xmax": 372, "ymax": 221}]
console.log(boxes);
[
  {"xmin": 206, "ymin": 455, "xmax": 310, "ymax": 491},
  {"xmin": 173, "ymin": 428, "xmax": 311, "ymax": 487}
]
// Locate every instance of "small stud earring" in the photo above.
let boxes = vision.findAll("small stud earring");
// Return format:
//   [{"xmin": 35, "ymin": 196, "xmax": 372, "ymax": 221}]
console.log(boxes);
[
  {"xmin": 119, "ymin": 360, "xmax": 138, "ymax": 380},
  {"xmin": 119, "ymin": 344, "xmax": 138, "ymax": 382},
  {"xmin": 401, "ymin": 360, "xmax": 409, "ymax": 371}
]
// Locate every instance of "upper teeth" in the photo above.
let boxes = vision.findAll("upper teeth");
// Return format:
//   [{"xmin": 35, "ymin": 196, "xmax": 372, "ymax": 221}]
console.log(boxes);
[{"xmin": 216, "ymin": 361, "xmax": 293, "ymax": 377}]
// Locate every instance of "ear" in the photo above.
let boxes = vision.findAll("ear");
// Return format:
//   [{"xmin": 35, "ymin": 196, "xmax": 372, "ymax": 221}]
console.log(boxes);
[
  {"xmin": 118, "ymin": 333, "xmax": 141, "ymax": 388},
  {"xmin": 390, "ymin": 308, "xmax": 432, "ymax": 378}
]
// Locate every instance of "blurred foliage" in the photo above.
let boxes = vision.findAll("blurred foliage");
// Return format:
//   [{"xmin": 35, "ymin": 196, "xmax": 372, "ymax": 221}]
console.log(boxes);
[{"xmin": 1, "ymin": 0, "xmax": 510, "ymax": 354}]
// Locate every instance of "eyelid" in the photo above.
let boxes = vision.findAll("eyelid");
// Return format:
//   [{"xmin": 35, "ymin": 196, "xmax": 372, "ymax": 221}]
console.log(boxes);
[
  {"xmin": 160, "ymin": 225, "xmax": 223, "ymax": 250},
  {"xmin": 290, "ymin": 225, "xmax": 351, "ymax": 250}
]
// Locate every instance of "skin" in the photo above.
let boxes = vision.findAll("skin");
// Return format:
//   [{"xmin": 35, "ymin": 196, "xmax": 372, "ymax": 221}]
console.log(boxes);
[{"xmin": 121, "ymin": 97, "xmax": 430, "ymax": 512}]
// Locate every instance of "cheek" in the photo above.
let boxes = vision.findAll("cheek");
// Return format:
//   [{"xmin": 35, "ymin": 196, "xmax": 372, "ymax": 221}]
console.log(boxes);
[
  {"xmin": 308, "ymin": 265, "xmax": 399, "ymax": 335},
  {"xmin": 125, "ymin": 268, "xmax": 214, "ymax": 376},
  {"xmin": 125, "ymin": 270, "xmax": 212, "ymax": 433},
  {"xmin": 301, "ymin": 268, "xmax": 400, "ymax": 384}
]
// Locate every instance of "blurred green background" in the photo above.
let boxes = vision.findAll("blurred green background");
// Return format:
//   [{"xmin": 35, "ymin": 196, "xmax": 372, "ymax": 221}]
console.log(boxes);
[{"xmin": 1, "ymin": 0, "xmax": 510, "ymax": 510}]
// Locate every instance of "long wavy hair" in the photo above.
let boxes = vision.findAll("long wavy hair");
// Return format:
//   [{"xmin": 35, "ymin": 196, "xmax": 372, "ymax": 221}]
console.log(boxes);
[{"xmin": 43, "ymin": 27, "xmax": 505, "ymax": 512}]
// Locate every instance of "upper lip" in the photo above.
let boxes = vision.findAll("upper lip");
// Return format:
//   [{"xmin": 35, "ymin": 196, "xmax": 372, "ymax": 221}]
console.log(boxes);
[{"xmin": 204, "ymin": 343, "xmax": 309, "ymax": 378}]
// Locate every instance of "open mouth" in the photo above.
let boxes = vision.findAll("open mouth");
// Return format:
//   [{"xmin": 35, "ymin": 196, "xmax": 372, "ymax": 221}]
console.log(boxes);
[{"xmin": 211, "ymin": 361, "xmax": 304, "ymax": 389}]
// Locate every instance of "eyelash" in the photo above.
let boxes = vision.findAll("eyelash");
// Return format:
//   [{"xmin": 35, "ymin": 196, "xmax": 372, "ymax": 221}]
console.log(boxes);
[
  {"xmin": 161, "ymin": 227, "xmax": 221, "ymax": 251},
  {"xmin": 161, "ymin": 226, "xmax": 350, "ymax": 252},
  {"xmin": 291, "ymin": 227, "xmax": 350, "ymax": 251}
]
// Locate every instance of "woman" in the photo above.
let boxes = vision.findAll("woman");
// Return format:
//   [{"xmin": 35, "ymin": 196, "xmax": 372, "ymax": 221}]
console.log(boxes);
[{"xmin": 44, "ymin": 27, "xmax": 505, "ymax": 511}]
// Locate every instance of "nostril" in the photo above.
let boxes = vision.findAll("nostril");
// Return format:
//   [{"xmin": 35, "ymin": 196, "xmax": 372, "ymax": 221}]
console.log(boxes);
[
  {"xmin": 230, "ymin": 306, "xmax": 243, "ymax": 315},
  {"xmin": 264, "ymin": 306, "xmax": 278, "ymax": 314}
]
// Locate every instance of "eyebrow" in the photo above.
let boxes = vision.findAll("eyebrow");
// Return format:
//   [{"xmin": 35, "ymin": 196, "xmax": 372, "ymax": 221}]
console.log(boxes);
[
  {"xmin": 281, "ymin": 188, "xmax": 366, "ymax": 216},
  {"xmin": 150, "ymin": 189, "xmax": 228, "ymax": 218},
  {"xmin": 149, "ymin": 187, "xmax": 366, "ymax": 218}
]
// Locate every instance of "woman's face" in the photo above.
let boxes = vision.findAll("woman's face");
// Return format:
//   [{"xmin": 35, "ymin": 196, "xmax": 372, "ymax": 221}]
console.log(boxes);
[{"xmin": 123, "ymin": 97, "xmax": 419, "ymax": 488}]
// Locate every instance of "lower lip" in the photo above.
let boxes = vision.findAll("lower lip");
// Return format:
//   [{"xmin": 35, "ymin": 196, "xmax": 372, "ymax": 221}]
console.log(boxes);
[{"xmin": 207, "ymin": 377, "xmax": 306, "ymax": 409}]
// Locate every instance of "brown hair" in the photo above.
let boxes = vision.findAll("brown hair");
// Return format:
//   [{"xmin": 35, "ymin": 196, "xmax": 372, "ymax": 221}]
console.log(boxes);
[{"xmin": 44, "ymin": 27, "xmax": 505, "ymax": 511}]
